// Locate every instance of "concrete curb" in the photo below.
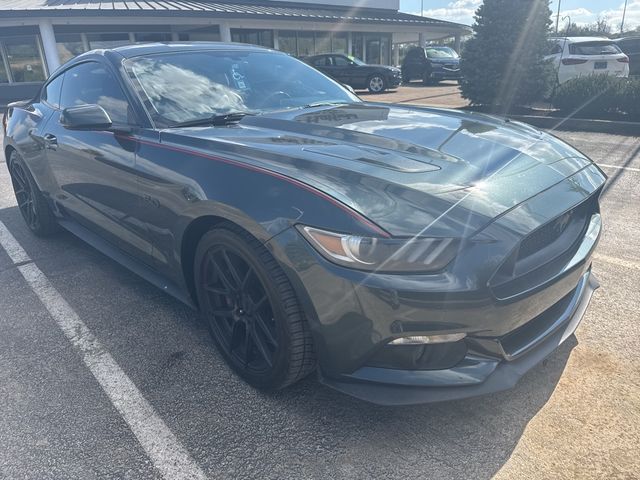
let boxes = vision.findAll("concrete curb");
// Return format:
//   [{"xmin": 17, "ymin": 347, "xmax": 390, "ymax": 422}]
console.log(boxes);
[{"xmin": 507, "ymin": 115, "xmax": 640, "ymax": 136}]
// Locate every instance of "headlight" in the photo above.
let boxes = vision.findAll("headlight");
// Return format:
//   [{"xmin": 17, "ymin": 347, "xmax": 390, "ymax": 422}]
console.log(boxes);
[{"xmin": 297, "ymin": 225, "xmax": 458, "ymax": 273}]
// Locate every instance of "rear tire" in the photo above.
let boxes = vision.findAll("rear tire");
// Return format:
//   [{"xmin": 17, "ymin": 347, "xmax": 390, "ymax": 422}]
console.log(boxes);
[
  {"xmin": 8, "ymin": 150, "xmax": 59, "ymax": 237},
  {"xmin": 194, "ymin": 223, "xmax": 315, "ymax": 390}
]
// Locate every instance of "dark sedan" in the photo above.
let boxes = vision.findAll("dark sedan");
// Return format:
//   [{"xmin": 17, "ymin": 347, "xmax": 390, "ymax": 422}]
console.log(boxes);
[
  {"xmin": 303, "ymin": 53, "xmax": 401, "ymax": 93},
  {"xmin": 3, "ymin": 43, "xmax": 605, "ymax": 405},
  {"xmin": 402, "ymin": 46, "xmax": 461, "ymax": 84}
]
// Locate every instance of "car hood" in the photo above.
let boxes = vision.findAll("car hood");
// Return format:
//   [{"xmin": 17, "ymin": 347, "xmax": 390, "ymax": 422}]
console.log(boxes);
[{"xmin": 162, "ymin": 103, "xmax": 604, "ymax": 237}]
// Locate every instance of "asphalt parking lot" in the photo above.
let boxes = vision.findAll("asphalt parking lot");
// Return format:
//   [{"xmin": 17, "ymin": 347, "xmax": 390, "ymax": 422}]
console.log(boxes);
[{"xmin": 0, "ymin": 127, "xmax": 638, "ymax": 479}]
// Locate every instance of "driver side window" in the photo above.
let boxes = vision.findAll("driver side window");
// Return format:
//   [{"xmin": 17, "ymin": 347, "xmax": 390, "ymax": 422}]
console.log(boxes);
[
  {"xmin": 60, "ymin": 62, "xmax": 133, "ymax": 125},
  {"xmin": 332, "ymin": 56, "xmax": 350, "ymax": 67}
]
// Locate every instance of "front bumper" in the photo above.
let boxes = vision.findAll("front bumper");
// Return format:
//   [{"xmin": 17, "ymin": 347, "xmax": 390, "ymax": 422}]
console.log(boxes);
[
  {"xmin": 319, "ymin": 270, "xmax": 598, "ymax": 405},
  {"xmin": 432, "ymin": 67, "xmax": 461, "ymax": 80}
]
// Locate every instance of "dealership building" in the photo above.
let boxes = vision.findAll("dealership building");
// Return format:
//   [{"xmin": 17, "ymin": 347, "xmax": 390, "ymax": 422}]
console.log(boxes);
[{"xmin": 0, "ymin": 0, "xmax": 470, "ymax": 105}]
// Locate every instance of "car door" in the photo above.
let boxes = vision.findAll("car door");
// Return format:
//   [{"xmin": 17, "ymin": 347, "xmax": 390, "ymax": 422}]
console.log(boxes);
[
  {"xmin": 42, "ymin": 60, "xmax": 155, "ymax": 265},
  {"xmin": 311, "ymin": 55, "xmax": 332, "ymax": 78},
  {"xmin": 330, "ymin": 55, "xmax": 360, "ymax": 86}
]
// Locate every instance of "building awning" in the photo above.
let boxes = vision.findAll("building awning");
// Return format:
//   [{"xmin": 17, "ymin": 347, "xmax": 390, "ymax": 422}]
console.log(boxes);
[{"xmin": 0, "ymin": 0, "xmax": 469, "ymax": 31}]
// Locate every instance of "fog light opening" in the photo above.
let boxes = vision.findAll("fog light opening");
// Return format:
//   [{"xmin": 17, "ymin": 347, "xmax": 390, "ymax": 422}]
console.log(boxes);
[{"xmin": 389, "ymin": 333, "xmax": 467, "ymax": 345}]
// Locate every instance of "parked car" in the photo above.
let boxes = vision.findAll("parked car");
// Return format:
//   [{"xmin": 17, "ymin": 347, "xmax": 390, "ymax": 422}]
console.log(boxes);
[
  {"xmin": 3, "ymin": 43, "xmax": 605, "ymax": 405},
  {"xmin": 547, "ymin": 37, "xmax": 629, "ymax": 84},
  {"xmin": 302, "ymin": 53, "xmax": 401, "ymax": 93},
  {"xmin": 614, "ymin": 36, "xmax": 640, "ymax": 76},
  {"xmin": 401, "ymin": 46, "xmax": 461, "ymax": 85}
]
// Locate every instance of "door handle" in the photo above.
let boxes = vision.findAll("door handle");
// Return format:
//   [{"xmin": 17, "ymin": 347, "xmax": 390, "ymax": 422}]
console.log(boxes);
[{"xmin": 43, "ymin": 133, "xmax": 58, "ymax": 150}]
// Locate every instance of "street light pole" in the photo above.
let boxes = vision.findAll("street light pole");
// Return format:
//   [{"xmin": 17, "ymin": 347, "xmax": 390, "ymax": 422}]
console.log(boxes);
[
  {"xmin": 421, "ymin": 0, "xmax": 424, "ymax": 17},
  {"xmin": 555, "ymin": 0, "xmax": 562, "ymax": 34},
  {"xmin": 621, "ymin": 0, "xmax": 628, "ymax": 33}
]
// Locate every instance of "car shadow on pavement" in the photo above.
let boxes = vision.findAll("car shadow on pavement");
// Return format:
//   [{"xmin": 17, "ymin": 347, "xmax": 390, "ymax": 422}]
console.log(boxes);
[{"xmin": 0, "ymin": 203, "xmax": 576, "ymax": 479}]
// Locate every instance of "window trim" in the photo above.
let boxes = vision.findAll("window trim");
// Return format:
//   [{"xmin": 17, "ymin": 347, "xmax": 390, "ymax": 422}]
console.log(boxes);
[{"xmin": 41, "ymin": 72, "xmax": 65, "ymax": 110}]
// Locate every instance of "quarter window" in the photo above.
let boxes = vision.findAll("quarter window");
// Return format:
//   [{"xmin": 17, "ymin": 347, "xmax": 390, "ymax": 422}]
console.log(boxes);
[
  {"xmin": 59, "ymin": 62, "xmax": 132, "ymax": 124},
  {"xmin": 42, "ymin": 74, "xmax": 64, "ymax": 108}
]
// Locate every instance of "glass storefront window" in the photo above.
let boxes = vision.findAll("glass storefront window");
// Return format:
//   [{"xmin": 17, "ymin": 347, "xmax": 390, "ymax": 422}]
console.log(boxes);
[
  {"xmin": 4, "ymin": 36, "xmax": 46, "ymax": 83},
  {"xmin": 87, "ymin": 33, "xmax": 130, "ymax": 50},
  {"xmin": 177, "ymin": 26, "xmax": 220, "ymax": 41},
  {"xmin": 332, "ymin": 33, "xmax": 348, "ymax": 54},
  {"xmin": 278, "ymin": 31, "xmax": 297, "ymax": 55},
  {"xmin": 135, "ymin": 32, "xmax": 173, "ymax": 43},
  {"xmin": 231, "ymin": 29, "xmax": 274, "ymax": 48},
  {"xmin": 56, "ymin": 33, "xmax": 86, "ymax": 64},
  {"xmin": 297, "ymin": 32, "xmax": 314, "ymax": 56},
  {"xmin": 352, "ymin": 34, "xmax": 364, "ymax": 62},
  {"xmin": 0, "ymin": 57, "xmax": 8, "ymax": 83},
  {"xmin": 315, "ymin": 32, "xmax": 331, "ymax": 54}
]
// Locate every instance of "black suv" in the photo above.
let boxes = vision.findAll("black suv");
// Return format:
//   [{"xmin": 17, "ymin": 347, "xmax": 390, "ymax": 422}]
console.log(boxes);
[
  {"xmin": 303, "ymin": 53, "xmax": 401, "ymax": 93},
  {"xmin": 614, "ymin": 37, "xmax": 640, "ymax": 76},
  {"xmin": 402, "ymin": 46, "xmax": 461, "ymax": 85}
]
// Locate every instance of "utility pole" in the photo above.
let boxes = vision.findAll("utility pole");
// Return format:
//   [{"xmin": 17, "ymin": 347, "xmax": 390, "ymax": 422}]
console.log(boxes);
[
  {"xmin": 555, "ymin": 0, "xmax": 562, "ymax": 34},
  {"xmin": 621, "ymin": 0, "xmax": 628, "ymax": 33},
  {"xmin": 421, "ymin": 0, "xmax": 424, "ymax": 17}
]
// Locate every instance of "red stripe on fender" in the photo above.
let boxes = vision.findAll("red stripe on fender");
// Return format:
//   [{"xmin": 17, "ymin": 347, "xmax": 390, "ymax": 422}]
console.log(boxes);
[{"xmin": 125, "ymin": 134, "xmax": 391, "ymax": 238}]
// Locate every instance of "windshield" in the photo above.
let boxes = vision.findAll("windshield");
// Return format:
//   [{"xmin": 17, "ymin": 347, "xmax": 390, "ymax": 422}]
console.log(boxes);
[
  {"xmin": 426, "ymin": 47, "xmax": 459, "ymax": 59},
  {"xmin": 124, "ymin": 50, "xmax": 360, "ymax": 126},
  {"xmin": 569, "ymin": 41, "xmax": 622, "ymax": 55}
]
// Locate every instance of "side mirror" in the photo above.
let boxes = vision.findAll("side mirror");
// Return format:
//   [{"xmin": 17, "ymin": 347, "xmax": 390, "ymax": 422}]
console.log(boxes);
[{"xmin": 60, "ymin": 104, "xmax": 112, "ymax": 131}]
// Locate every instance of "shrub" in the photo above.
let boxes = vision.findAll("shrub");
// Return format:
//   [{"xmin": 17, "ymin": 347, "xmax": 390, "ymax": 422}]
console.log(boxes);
[
  {"xmin": 460, "ymin": 0, "xmax": 555, "ymax": 109},
  {"xmin": 551, "ymin": 75, "xmax": 640, "ymax": 121}
]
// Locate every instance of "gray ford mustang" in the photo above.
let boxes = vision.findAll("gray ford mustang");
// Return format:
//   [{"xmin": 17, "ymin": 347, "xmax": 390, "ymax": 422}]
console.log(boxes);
[{"xmin": 2, "ymin": 43, "xmax": 606, "ymax": 405}]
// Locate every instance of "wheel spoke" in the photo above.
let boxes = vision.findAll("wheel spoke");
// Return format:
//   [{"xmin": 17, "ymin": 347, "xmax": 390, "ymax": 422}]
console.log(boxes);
[
  {"xmin": 212, "ymin": 308, "xmax": 234, "ymax": 318},
  {"xmin": 254, "ymin": 311, "xmax": 277, "ymax": 347},
  {"xmin": 250, "ymin": 326, "xmax": 273, "ymax": 368},
  {"xmin": 210, "ymin": 255, "xmax": 237, "ymax": 293},
  {"xmin": 221, "ymin": 250, "xmax": 242, "ymax": 289},
  {"xmin": 204, "ymin": 283, "xmax": 229, "ymax": 296}
]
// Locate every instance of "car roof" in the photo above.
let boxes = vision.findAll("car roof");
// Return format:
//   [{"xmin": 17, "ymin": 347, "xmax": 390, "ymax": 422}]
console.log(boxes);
[
  {"xmin": 550, "ymin": 36, "xmax": 614, "ymax": 43},
  {"xmin": 614, "ymin": 36, "xmax": 640, "ymax": 42},
  {"xmin": 110, "ymin": 42, "xmax": 272, "ymax": 58}
]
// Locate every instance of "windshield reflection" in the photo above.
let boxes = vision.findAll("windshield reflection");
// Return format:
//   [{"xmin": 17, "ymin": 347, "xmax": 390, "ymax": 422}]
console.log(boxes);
[{"xmin": 125, "ymin": 50, "xmax": 360, "ymax": 126}]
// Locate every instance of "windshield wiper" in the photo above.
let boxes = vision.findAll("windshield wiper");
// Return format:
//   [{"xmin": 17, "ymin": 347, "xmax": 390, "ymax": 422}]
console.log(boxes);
[{"xmin": 169, "ymin": 111, "xmax": 256, "ymax": 128}]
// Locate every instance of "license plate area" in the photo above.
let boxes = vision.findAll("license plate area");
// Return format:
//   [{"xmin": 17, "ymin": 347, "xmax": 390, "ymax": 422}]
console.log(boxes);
[{"xmin": 594, "ymin": 61, "xmax": 607, "ymax": 69}]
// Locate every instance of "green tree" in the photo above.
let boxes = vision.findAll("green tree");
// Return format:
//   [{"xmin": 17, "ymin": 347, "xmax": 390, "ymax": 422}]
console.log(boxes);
[{"xmin": 460, "ymin": 0, "xmax": 555, "ymax": 110}]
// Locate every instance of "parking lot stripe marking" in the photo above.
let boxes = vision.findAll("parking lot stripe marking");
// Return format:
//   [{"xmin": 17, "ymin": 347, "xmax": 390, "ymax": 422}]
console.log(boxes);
[
  {"xmin": 594, "ymin": 253, "xmax": 640, "ymax": 272},
  {"xmin": 0, "ymin": 221, "xmax": 208, "ymax": 480},
  {"xmin": 597, "ymin": 164, "xmax": 640, "ymax": 173}
]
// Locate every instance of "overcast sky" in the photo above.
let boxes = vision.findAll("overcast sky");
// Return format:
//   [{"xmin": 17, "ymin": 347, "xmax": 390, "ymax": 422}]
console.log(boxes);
[{"xmin": 399, "ymin": 0, "xmax": 640, "ymax": 32}]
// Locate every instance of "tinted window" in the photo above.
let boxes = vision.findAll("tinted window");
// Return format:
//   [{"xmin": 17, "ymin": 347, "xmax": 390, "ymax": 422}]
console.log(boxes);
[
  {"xmin": 333, "ymin": 56, "xmax": 351, "ymax": 66},
  {"xmin": 42, "ymin": 74, "xmax": 64, "ymax": 108},
  {"xmin": 60, "ymin": 62, "xmax": 131, "ymax": 124},
  {"xmin": 569, "ymin": 41, "xmax": 622, "ymax": 55},
  {"xmin": 549, "ymin": 42, "xmax": 563, "ymax": 55},
  {"xmin": 312, "ymin": 57, "xmax": 330, "ymax": 67}
]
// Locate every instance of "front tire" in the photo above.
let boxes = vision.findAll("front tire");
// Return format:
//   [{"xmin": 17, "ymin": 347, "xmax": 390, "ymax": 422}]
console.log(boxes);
[
  {"xmin": 367, "ymin": 74, "xmax": 387, "ymax": 93},
  {"xmin": 194, "ymin": 224, "xmax": 315, "ymax": 390},
  {"xmin": 8, "ymin": 150, "xmax": 59, "ymax": 237}
]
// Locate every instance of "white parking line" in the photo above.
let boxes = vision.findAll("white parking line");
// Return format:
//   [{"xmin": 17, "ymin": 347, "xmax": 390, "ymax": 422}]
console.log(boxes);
[
  {"xmin": 598, "ymin": 164, "xmax": 640, "ymax": 173},
  {"xmin": 0, "ymin": 221, "xmax": 208, "ymax": 480}
]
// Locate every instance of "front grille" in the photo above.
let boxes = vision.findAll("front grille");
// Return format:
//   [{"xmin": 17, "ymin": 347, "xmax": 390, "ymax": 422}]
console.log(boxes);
[{"xmin": 490, "ymin": 194, "xmax": 599, "ymax": 299}]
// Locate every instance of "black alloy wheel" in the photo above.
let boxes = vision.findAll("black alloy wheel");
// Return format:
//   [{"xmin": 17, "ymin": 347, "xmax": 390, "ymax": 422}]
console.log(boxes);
[
  {"xmin": 194, "ymin": 225, "xmax": 315, "ymax": 390},
  {"xmin": 8, "ymin": 151, "xmax": 59, "ymax": 236}
]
